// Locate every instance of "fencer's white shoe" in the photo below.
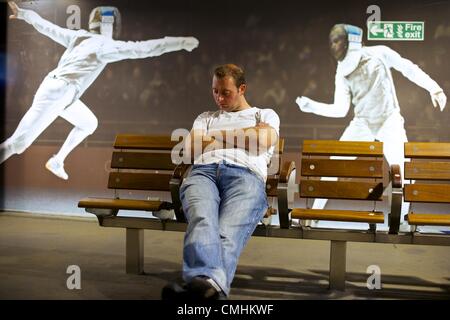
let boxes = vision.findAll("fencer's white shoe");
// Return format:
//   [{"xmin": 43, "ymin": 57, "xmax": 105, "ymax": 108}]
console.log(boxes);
[{"xmin": 45, "ymin": 156, "xmax": 68, "ymax": 180}]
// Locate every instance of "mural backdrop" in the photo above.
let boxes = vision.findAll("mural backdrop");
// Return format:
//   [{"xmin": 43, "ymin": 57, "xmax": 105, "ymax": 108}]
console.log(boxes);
[{"xmin": 1, "ymin": 0, "xmax": 449, "ymax": 216}]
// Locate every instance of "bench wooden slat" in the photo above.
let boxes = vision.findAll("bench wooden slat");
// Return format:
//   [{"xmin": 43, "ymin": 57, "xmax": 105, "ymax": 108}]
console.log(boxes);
[
  {"xmin": 78, "ymin": 197, "xmax": 171, "ymax": 211},
  {"xmin": 291, "ymin": 208, "xmax": 384, "ymax": 223},
  {"xmin": 302, "ymin": 140, "xmax": 383, "ymax": 157},
  {"xmin": 300, "ymin": 181, "xmax": 384, "ymax": 200},
  {"xmin": 406, "ymin": 213, "xmax": 450, "ymax": 226},
  {"xmin": 301, "ymin": 159, "xmax": 383, "ymax": 178},
  {"xmin": 111, "ymin": 152, "xmax": 176, "ymax": 170},
  {"xmin": 404, "ymin": 161, "xmax": 450, "ymax": 180},
  {"xmin": 404, "ymin": 183, "xmax": 450, "ymax": 203},
  {"xmin": 114, "ymin": 134, "xmax": 181, "ymax": 150},
  {"xmin": 405, "ymin": 142, "xmax": 450, "ymax": 159},
  {"xmin": 108, "ymin": 172, "xmax": 172, "ymax": 191}
]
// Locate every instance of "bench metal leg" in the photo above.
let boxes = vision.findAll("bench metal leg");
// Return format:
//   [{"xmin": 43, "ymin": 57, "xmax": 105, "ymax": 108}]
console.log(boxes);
[
  {"xmin": 126, "ymin": 228, "xmax": 144, "ymax": 274},
  {"xmin": 329, "ymin": 240, "xmax": 346, "ymax": 291}
]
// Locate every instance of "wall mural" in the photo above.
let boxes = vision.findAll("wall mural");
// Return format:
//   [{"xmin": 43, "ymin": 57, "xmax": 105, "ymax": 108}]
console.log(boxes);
[{"xmin": 1, "ymin": 0, "xmax": 449, "ymax": 217}]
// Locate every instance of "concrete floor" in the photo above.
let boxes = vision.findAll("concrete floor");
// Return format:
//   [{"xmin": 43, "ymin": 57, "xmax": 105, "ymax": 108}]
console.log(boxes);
[{"xmin": 0, "ymin": 212, "xmax": 449, "ymax": 300}]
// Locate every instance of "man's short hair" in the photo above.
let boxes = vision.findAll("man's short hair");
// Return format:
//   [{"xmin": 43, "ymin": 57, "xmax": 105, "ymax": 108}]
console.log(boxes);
[{"xmin": 213, "ymin": 64, "xmax": 246, "ymax": 88}]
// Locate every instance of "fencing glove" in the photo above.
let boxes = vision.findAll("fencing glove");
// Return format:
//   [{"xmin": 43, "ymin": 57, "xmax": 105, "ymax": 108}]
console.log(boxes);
[{"xmin": 431, "ymin": 91, "xmax": 447, "ymax": 112}]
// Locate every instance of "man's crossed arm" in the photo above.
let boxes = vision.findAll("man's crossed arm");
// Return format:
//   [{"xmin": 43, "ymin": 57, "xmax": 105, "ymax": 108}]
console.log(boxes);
[{"xmin": 184, "ymin": 122, "xmax": 278, "ymax": 160}]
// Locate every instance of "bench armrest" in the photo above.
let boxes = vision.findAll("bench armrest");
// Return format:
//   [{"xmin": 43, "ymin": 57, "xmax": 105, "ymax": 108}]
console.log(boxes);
[
  {"xmin": 170, "ymin": 164, "xmax": 191, "ymax": 223},
  {"xmin": 388, "ymin": 164, "xmax": 403, "ymax": 234},
  {"xmin": 280, "ymin": 160, "xmax": 296, "ymax": 183},
  {"xmin": 278, "ymin": 160, "xmax": 296, "ymax": 229}
]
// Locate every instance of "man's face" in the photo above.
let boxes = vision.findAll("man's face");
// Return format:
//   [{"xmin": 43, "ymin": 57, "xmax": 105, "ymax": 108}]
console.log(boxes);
[
  {"xmin": 329, "ymin": 30, "xmax": 348, "ymax": 61},
  {"xmin": 212, "ymin": 75, "xmax": 245, "ymax": 112}
]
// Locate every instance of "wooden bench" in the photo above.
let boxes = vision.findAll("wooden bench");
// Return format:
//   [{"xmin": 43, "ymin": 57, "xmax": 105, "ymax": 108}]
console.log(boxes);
[
  {"xmin": 78, "ymin": 134, "xmax": 291, "ymax": 274},
  {"xmin": 281, "ymin": 140, "xmax": 450, "ymax": 291},
  {"xmin": 402, "ymin": 142, "xmax": 450, "ymax": 230},
  {"xmin": 79, "ymin": 137, "xmax": 450, "ymax": 292}
]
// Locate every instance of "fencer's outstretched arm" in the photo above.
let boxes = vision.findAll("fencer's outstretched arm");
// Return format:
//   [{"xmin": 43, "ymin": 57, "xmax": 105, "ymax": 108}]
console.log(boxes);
[
  {"xmin": 8, "ymin": 1, "xmax": 78, "ymax": 48},
  {"xmin": 379, "ymin": 45, "xmax": 447, "ymax": 111},
  {"xmin": 296, "ymin": 75, "xmax": 352, "ymax": 118},
  {"xmin": 100, "ymin": 37, "xmax": 199, "ymax": 63}
]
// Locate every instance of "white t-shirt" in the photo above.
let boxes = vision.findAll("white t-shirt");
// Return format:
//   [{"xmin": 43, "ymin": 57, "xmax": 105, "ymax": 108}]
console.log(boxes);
[{"xmin": 191, "ymin": 107, "xmax": 280, "ymax": 181}]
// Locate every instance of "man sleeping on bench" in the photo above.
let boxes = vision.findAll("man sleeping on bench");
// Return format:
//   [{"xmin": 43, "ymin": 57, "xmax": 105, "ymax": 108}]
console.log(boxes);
[{"xmin": 161, "ymin": 64, "xmax": 280, "ymax": 300}]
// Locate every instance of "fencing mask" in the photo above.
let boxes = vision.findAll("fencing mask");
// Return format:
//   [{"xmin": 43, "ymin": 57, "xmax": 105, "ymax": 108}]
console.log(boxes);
[{"xmin": 89, "ymin": 6, "xmax": 121, "ymax": 38}]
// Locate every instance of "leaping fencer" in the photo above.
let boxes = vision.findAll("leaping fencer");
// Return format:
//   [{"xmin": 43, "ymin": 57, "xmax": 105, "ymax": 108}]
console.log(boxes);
[
  {"xmin": 296, "ymin": 24, "xmax": 447, "ymax": 226},
  {"xmin": 1, "ymin": 1, "xmax": 199, "ymax": 180}
]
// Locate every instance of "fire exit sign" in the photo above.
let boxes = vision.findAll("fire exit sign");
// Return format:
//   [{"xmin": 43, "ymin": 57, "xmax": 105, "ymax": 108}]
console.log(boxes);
[{"xmin": 367, "ymin": 21, "xmax": 424, "ymax": 41}]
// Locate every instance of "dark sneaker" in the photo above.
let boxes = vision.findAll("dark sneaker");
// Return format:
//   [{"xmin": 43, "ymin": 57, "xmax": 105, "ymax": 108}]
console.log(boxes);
[
  {"xmin": 161, "ymin": 281, "xmax": 189, "ymax": 301},
  {"xmin": 186, "ymin": 276, "xmax": 227, "ymax": 300}
]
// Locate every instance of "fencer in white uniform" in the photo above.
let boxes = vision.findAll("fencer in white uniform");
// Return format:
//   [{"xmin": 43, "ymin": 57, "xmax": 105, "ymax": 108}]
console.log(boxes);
[
  {"xmin": 296, "ymin": 24, "xmax": 447, "ymax": 225},
  {"xmin": 1, "ymin": 2, "xmax": 199, "ymax": 180}
]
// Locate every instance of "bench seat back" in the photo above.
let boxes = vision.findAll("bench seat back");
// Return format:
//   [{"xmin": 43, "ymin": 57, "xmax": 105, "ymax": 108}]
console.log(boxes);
[
  {"xmin": 404, "ymin": 142, "xmax": 450, "ymax": 227},
  {"xmin": 291, "ymin": 140, "xmax": 385, "ymax": 227}
]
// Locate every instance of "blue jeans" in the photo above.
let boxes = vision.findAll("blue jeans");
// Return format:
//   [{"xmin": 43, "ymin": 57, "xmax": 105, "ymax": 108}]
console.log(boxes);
[{"xmin": 180, "ymin": 161, "xmax": 268, "ymax": 296}]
